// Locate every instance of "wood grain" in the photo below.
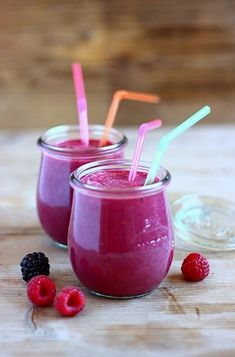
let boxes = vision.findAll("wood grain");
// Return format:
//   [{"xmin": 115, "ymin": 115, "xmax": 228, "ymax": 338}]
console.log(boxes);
[
  {"xmin": 0, "ymin": 0, "xmax": 235, "ymax": 129},
  {"xmin": 0, "ymin": 126, "xmax": 235, "ymax": 356}
]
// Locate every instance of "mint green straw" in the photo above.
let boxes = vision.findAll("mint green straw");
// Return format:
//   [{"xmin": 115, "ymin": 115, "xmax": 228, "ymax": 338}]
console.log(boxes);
[{"xmin": 144, "ymin": 106, "xmax": 211, "ymax": 185}]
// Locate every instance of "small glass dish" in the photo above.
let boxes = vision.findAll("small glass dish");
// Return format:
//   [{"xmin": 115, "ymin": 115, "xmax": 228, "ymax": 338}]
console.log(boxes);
[{"xmin": 172, "ymin": 194, "xmax": 235, "ymax": 251}]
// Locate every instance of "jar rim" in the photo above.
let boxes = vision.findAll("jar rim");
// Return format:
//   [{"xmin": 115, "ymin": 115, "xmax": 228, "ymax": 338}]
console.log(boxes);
[
  {"xmin": 70, "ymin": 159, "xmax": 171, "ymax": 196},
  {"xmin": 37, "ymin": 124, "xmax": 127, "ymax": 156}
]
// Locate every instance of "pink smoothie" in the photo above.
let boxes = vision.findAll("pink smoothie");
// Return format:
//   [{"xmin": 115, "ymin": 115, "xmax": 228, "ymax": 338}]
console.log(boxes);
[
  {"xmin": 68, "ymin": 168, "xmax": 174, "ymax": 297},
  {"xmin": 37, "ymin": 139, "xmax": 122, "ymax": 246}
]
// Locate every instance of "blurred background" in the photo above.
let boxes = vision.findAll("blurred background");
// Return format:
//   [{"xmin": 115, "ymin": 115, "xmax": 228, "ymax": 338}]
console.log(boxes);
[{"xmin": 1, "ymin": 0, "xmax": 235, "ymax": 129}]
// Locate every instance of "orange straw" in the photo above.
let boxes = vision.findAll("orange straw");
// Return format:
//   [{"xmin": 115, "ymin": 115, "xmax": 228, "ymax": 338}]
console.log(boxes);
[{"xmin": 99, "ymin": 90, "xmax": 160, "ymax": 146}]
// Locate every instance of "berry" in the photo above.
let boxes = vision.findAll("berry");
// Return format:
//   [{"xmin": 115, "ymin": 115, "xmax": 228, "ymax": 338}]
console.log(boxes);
[
  {"xmin": 27, "ymin": 275, "xmax": 56, "ymax": 307},
  {"xmin": 20, "ymin": 252, "xmax": 50, "ymax": 282},
  {"xmin": 54, "ymin": 287, "xmax": 86, "ymax": 317},
  {"xmin": 181, "ymin": 253, "xmax": 210, "ymax": 281}
]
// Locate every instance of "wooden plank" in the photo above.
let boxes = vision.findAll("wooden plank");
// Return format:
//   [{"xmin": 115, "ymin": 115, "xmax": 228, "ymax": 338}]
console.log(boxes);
[
  {"xmin": 0, "ymin": 94, "xmax": 233, "ymax": 129},
  {"xmin": 0, "ymin": 0, "xmax": 235, "ymax": 126}
]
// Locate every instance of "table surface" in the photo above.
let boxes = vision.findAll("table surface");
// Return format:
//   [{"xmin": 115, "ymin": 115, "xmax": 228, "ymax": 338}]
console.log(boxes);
[{"xmin": 1, "ymin": 125, "xmax": 235, "ymax": 357}]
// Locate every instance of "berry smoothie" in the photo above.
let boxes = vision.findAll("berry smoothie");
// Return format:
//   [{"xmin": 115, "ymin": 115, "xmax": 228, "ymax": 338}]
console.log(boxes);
[
  {"xmin": 68, "ymin": 160, "xmax": 174, "ymax": 298},
  {"xmin": 37, "ymin": 125, "xmax": 127, "ymax": 246}
]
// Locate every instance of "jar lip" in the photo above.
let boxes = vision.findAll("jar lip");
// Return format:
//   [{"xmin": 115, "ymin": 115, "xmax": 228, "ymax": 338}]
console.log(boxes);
[
  {"xmin": 37, "ymin": 124, "xmax": 127, "ymax": 155},
  {"xmin": 70, "ymin": 159, "xmax": 171, "ymax": 195}
]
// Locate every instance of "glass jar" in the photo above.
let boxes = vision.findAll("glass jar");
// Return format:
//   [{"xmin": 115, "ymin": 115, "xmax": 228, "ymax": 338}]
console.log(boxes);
[
  {"xmin": 68, "ymin": 159, "xmax": 174, "ymax": 298},
  {"xmin": 37, "ymin": 125, "xmax": 127, "ymax": 247}
]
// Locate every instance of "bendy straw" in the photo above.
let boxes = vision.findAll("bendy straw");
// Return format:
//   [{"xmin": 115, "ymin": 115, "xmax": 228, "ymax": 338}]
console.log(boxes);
[
  {"xmin": 144, "ymin": 106, "xmax": 211, "ymax": 185},
  {"xmin": 72, "ymin": 63, "xmax": 89, "ymax": 146},
  {"xmin": 128, "ymin": 119, "xmax": 162, "ymax": 182},
  {"xmin": 99, "ymin": 90, "xmax": 160, "ymax": 147}
]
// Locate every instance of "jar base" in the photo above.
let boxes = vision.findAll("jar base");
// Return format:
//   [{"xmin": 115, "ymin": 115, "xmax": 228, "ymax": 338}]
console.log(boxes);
[{"xmin": 88, "ymin": 288, "xmax": 155, "ymax": 299}]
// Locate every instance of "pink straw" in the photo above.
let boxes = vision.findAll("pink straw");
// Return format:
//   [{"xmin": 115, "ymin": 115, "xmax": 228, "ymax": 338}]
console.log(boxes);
[
  {"xmin": 128, "ymin": 119, "xmax": 162, "ymax": 182},
  {"xmin": 72, "ymin": 63, "xmax": 89, "ymax": 146}
]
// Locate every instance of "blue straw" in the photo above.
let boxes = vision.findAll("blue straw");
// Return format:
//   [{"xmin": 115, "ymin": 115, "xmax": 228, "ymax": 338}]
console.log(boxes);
[{"xmin": 144, "ymin": 106, "xmax": 211, "ymax": 185}]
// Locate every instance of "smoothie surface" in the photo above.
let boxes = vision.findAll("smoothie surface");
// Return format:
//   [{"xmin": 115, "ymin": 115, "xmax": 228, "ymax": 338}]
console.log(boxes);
[
  {"xmin": 81, "ymin": 170, "xmax": 156, "ymax": 188},
  {"xmin": 57, "ymin": 139, "xmax": 112, "ymax": 150}
]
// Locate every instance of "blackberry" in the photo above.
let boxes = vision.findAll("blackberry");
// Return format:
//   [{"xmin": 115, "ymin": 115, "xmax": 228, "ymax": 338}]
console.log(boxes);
[{"xmin": 20, "ymin": 252, "xmax": 50, "ymax": 282}]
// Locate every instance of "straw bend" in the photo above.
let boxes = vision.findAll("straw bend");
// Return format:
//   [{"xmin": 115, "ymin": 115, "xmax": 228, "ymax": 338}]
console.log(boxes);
[
  {"xmin": 114, "ymin": 90, "xmax": 160, "ymax": 103},
  {"xmin": 128, "ymin": 119, "xmax": 162, "ymax": 182},
  {"xmin": 144, "ymin": 105, "xmax": 211, "ymax": 185},
  {"xmin": 99, "ymin": 90, "xmax": 160, "ymax": 147},
  {"xmin": 77, "ymin": 98, "xmax": 87, "ymax": 112}
]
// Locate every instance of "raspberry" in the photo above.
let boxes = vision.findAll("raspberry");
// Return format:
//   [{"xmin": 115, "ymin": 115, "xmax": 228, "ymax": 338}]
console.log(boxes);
[
  {"xmin": 27, "ymin": 275, "xmax": 56, "ymax": 307},
  {"xmin": 181, "ymin": 253, "xmax": 210, "ymax": 281},
  {"xmin": 54, "ymin": 287, "xmax": 86, "ymax": 317},
  {"xmin": 20, "ymin": 252, "xmax": 50, "ymax": 282}
]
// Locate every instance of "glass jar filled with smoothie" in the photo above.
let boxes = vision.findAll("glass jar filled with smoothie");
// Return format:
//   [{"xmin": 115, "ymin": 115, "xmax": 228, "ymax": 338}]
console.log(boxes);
[
  {"xmin": 37, "ymin": 125, "xmax": 127, "ymax": 247},
  {"xmin": 68, "ymin": 159, "xmax": 174, "ymax": 298}
]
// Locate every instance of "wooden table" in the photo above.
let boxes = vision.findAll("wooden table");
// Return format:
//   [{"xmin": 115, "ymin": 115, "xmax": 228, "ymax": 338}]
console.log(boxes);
[{"xmin": 1, "ymin": 125, "xmax": 235, "ymax": 356}]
